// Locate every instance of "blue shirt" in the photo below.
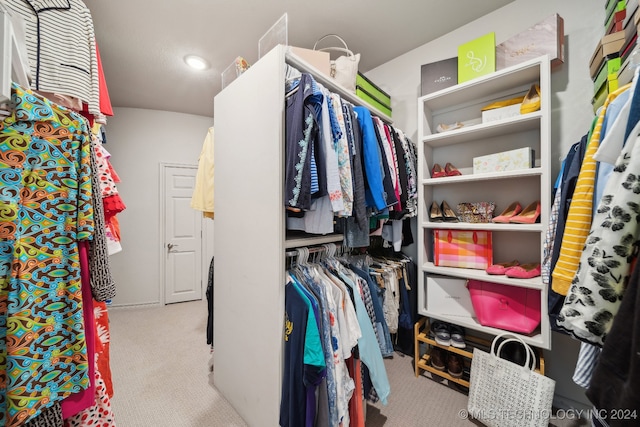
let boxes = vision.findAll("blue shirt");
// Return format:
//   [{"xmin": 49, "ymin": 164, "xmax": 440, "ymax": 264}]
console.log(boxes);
[{"xmin": 353, "ymin": 106, "xmax": 387, "ymax": 211}]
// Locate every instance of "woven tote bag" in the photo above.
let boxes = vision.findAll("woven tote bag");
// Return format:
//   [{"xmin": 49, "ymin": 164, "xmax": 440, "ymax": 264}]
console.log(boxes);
[{"xmin": 468, "ymin": 333, "xmax": 556, "ymax": 427}]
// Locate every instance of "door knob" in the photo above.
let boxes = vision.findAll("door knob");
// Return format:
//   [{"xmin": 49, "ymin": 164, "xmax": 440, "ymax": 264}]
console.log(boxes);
[{"xmin": 167, "ymin": 243, "xmax": 179, "ymax": 252}]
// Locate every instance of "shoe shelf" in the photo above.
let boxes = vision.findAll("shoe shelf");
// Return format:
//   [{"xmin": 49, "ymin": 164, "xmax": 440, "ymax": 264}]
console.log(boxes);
[
  {"xmin": 416, "ymin": 354, "xmax": 471, "ymax": 388},
  {"xmin": 422, "ymin": 167, "xmax": 542, "ymax": 185},
  {"xmin": 421, "ymin": 222, "xmax": 543, "ymax": 232},
  {"xmin": 421, "ymin": 112, "xmax": 542, "ymax": 148},
  {"xmin": 417, "ymin": 55, "xmax": 552, "ymax": 350},
  {"xmin": 420, "ymin": 263, "xmax": 545, "ymax": 291},
  {"xmin": 413, "ymin": 318, "xmax": 545, "ymax": 390}
]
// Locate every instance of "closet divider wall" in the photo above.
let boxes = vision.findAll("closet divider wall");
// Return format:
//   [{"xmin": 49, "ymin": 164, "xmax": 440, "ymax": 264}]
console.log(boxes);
[
  {"xmin": 213, "ymin": 46, "xmax": 286, "ymax": 427},
  {"xmin": 213, "ymin": 44, "xmax": 393, "ymax": 427}
]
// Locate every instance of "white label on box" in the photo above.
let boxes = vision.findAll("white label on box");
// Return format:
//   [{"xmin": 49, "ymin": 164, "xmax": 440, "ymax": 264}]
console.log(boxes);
[
  {"xmin": 426, "ymin": 276, "xmax": 476, "ymax": 318},
  {"xmin": 473, "ymin": 147, "xmax": 534, "ymax": 174}
]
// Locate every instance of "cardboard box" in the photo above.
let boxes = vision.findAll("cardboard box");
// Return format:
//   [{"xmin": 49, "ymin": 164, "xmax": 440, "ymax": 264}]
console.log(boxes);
[
  {"xmin": 481, "ymin": 103, "xmax": 521, "ymax": 123},
  {"xmin": 288, "ymin": 46, "xmax": 331, "ymax": 77},
  {"xmin": 426, "ymin": 276, "xmax": 476, "ymax": 319},
  {"xmin": 590, "ymin": 44, "xmax": 605, "ymax": 79},
  {"xmin": 496, "ymin": 14, "xmax": 565, "ymax": 70},
  {"xmin": 473, "ymin": 147, "xmax": 535, "ymax": 174},
  {"xmin": 602, "ymin": 30, "xmax": 626, "ymax": 56},
  {"xmin": 458, "ymin": 32, "xmax": 496, "ymax": 83},
  {"xmin": 591, "ymin": 30, "xmax": 627, "ymax": 78},
  {"xmin": 421, "ymin": 57, "xmax": 458, "ymax": 96}
]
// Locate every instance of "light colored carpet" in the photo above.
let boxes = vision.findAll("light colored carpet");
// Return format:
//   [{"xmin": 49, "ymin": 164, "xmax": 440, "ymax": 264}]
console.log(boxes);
[
  {"xmin": 109, "ymin": 299, "xmax": 247, "ymax": 426},
  {"xmin": 108, "ymin": 299, "xmax": 588, "ymax": 426}
]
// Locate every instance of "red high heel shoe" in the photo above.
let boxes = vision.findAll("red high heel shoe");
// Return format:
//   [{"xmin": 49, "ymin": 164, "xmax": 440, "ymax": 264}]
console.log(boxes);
[
  {"xmin": 431, "ymin": 163, "xmax": 446, "ymax": 178},
  {"xmin": 444, "ymin": 162, "xmax": 462, "ymax": 176},
  {"xmin": 509, "ymin": 201, "xmax": 540, "ymax": 224},
  {"xmin": 492, "ymin": 202, "xmax": 522, "ymax": 223}
]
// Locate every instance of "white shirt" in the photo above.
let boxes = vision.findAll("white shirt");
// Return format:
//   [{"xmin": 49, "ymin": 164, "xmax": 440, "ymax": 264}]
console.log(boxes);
[{"xmin": 6, "ymin": 0, "xmax": 100, "ymax": 115}]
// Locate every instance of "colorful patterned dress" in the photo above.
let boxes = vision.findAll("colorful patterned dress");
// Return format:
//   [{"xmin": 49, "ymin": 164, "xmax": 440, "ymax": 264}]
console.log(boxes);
[{"xmin": 0, "ymin": 83, "xmax": 93, "ymax": 427}]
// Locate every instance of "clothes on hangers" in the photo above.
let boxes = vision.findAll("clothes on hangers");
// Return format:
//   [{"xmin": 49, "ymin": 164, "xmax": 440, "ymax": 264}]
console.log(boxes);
[
  {"xmin": 191, "ymin": 126, "xmax": 215, "ymax": 219},
  {"xmin": 585, "ymin": 248, "xmax": 640, "ymax": 426},
  {"xmin": 284, "ymin": 72, "xmax": 418, "ymax": 251},
  {"xmin": 281, "ymin": 248, "xmax": 399, "ymax": 426},
  {"xmin": 5, "ymin": 0, "xmax": 101, "ymax": 116},
  {"xmin": 0, "ymin": 83, "xmax": 93, "ymax": 427},
  {"xmin": 556, "ymin": 106, "xmax": 640, "ymax": 346},
  {"xmin": 552, "ymin": 84, "xmax": 632, "ymax": 296}
]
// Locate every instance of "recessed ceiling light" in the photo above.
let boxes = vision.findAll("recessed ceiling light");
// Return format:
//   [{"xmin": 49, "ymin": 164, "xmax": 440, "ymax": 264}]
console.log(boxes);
[{"xmin": 184, "ymin": 55, "xmax": 209, "ymax": 70}]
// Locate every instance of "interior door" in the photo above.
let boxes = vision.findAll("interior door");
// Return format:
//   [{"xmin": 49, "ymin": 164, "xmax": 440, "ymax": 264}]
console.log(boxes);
[{"xmin": 163, "ymin": 164, "xmax": 203, "ymax": 304}]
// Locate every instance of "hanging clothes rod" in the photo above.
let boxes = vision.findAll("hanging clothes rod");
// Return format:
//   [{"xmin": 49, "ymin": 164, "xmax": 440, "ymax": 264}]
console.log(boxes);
[{"xmin": 285, "ymin": 246, "xmax": 329, "ymax": 258}]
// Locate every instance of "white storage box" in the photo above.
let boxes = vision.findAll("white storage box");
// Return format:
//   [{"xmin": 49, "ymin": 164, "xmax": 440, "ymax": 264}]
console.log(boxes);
[
  {"xmin": 473, "ymin": 147, "xmax": 535, "ymax": 174},
  {"xmin": 481, "ymin": 103, "xmax": 521, "ymax": 123},
  {"xmin": 426, "ymin": 275, "xmax": 476, "ymax": 318}
]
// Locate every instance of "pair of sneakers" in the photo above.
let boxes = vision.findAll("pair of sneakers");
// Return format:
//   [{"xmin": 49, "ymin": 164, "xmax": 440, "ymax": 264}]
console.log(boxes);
[{"xmin": 430, "ymin": 320, "xmax": 466, "ymax": 349}]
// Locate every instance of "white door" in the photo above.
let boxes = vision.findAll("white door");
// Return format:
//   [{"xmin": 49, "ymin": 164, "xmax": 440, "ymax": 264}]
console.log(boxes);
[{"xmin": 162, "ymin": 164, "xmax": 203, "ymax": 304}]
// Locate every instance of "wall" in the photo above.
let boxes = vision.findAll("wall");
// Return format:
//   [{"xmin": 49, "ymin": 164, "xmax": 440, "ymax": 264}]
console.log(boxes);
[
  {"xmin": 365, "ymin": 0, "xmax": 604, "ymax": 411},
  {"xmin": 105, "ymin": 107, "xmax": 214, "ymax": 306}
]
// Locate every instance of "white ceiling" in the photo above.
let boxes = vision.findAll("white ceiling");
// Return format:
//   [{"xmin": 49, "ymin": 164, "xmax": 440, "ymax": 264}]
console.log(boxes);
[{"xmin": 84, "ymin": 0, "xmax": 514, "ymax": 118}]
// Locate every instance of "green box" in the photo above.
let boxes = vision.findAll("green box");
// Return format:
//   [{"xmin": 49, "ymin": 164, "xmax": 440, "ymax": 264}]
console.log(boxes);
[
  {"xmin": 458, "ymin": 32, "xmax": 496, "ymax": 83},
  {"xmin": 607, "ymin": 56, "xmax": 622, "ymax": 74},
  {"xmin": 356, "ymin": 87, "xmax": 392, "ymax": 117},
  {"xmin": 356, "ymin": 72, "xmax": 391, "ymax": 108},
  {"xmin": 594, "ymin": 61, "xmax": 609, "ymax": 92}
]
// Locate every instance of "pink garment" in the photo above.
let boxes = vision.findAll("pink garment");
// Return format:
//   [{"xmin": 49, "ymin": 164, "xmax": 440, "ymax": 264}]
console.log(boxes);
[
  {"xmin": 64, "ymin": 369, "xmax": 116, "ymax": 427},
  {"xmin": 61, "ymin": 241, "xmax": 96, "ymax": 418}
]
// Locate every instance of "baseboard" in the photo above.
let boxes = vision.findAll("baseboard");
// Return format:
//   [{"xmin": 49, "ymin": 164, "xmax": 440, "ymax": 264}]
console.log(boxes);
[{"xmin": 107, "ymin": 301, "xmax": 161, "ymax": 310}]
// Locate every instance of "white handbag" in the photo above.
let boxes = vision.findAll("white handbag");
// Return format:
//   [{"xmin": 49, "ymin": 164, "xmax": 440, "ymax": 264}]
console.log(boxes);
[
  {"xmin": 467, "ymin": 333, "xmax": 556, "ymax": 427},
  {"xmin": 313, "ymin": 34, "xmax": 360, "ymax": 92}
]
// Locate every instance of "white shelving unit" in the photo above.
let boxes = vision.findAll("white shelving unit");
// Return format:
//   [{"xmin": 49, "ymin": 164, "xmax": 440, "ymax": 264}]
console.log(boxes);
[
  {"xmin": 213, "ymin": 44, "xmax": 392, "ymax": 427},
  {"xmin": 416, "ymin": 56, "xmax": 552, "ymax": 350}
]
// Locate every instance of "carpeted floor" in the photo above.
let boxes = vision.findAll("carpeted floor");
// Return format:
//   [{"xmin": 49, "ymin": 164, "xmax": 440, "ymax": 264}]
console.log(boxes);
[{"xmin": 108, "ymin": 299, "xmax": 588, "ymax": 426}]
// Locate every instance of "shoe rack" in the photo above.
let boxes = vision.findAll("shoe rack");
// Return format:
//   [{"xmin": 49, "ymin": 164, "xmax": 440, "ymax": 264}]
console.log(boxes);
[
  {"xmin": 413, "ymin": 318, "xmax": 546, "ymax": 389},
  {"xmin": 417, "ymin": 56, "xmax": 552, "ymax": 350}
]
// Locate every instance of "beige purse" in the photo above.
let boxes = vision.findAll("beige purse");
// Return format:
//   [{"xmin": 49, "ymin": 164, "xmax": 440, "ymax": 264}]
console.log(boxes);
[{"xmin": 313, "ymin": 34, "xmax": 360, "ymax": 92}]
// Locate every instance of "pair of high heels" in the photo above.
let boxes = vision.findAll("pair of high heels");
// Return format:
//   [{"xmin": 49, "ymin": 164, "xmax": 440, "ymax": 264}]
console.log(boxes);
[
  {"xmin": 431, "ymin": 162, "xmax": 461, "ymax": 178},
  {"xmin": 429, "ymin": 200, "xmax": 459, "ymax": 222},
  {"xmin": 480, "ymin": 83, "xmax": 540, "ymax": 116},
  {"xmin": 486, "ymin": 260, "xmax": 541, "ymax": 278},
  {"xmin": 492, "ymin": 201, "xmax": 540, "ymax": 224},
  {"xmin": 521, "ymin": 84, "xmax": 541, "ymax": 114}
]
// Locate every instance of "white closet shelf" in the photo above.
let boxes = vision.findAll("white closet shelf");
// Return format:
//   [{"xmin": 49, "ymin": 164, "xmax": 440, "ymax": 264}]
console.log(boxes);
[
  {"xmin": 285, "ymin": 233, "xmax": 343, "ymax": 249},
  {"xmin": 422, "ymin": 167, "xmax": 542, "ymax": 185},
  {"xmin": 421, "ymin": 222, "xmax": 543, "ymax": 232},
  {"xmin": 418, "ymin": 56, "xmax": 543, "ymax": 111},
  {"xmin": 421, "ymin": 262, "xmax": 545, "ymax": 291},
  {"xmin": 421, "ymin": 112, "xmax": 542, "ymax": 147},
  {"xmin": 285, "ymin": 48, "xmax": 393, "ymax": 124},
  {"xmin": 420, "ymin": 310, "xmax": 546, "ymax": 349}
]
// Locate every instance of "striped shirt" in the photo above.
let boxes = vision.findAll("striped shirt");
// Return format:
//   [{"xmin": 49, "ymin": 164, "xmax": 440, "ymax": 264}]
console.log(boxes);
[{"xmin": 6, "ymin": 0, "xmax": 100, "ymax": 115}]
